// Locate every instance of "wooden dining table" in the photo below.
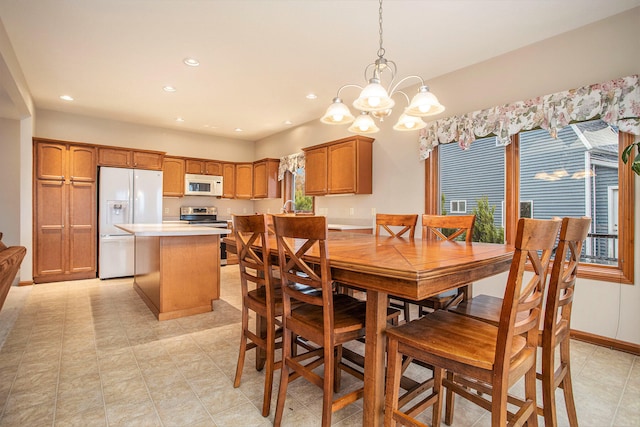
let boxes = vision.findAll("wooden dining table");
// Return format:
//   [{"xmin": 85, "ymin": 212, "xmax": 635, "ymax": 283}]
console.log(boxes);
[{"xmin": 224, "ymin": 231, "xmax": 514, "ymax": 426}]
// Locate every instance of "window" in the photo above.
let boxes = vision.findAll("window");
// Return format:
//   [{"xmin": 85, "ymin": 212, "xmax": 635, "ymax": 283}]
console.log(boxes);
[
  {"xmin": 427, "ymin": 119, "xmax": 635, "ymax": 284},
  {"xmin": 438, "ymin": 136, "xmax": 505, "ymax": 243},
  {"xmin": 283, "ymin": 167, "xmax": 313, "ymax": 213},
  {"xmin": 450, "ymin": 200, "xmax": 467, "ymax": 214},
  {"xmin": 520, "ymin": 201, "xmax": 533, "ymax": 218}
]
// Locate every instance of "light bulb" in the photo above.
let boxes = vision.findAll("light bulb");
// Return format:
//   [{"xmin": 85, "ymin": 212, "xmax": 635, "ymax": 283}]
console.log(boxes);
[
  {"xmin": 359, "ymin": 123, "xmax": 370, "ymax": 131},
  {"xmin": 332, "ymin": 114, "xmax": 344, "ymax": 122},
  {"xmin": 405, "ymin": 121, "xmax": 415, "ymax": 129},
  {"xmin": 368, "ymin": 97, "xmax": 381, "ymax": 107},
  {"xmin": 419, "ymin": 104, "xmax": 430, "ymax": 113}
]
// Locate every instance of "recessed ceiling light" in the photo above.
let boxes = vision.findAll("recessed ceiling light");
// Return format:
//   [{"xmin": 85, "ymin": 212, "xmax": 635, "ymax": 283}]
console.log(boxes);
[
  {"xmin": 163, "ymin": 86, "xmax": 177, "ymax": 92},
  {"xmin": 306, "ymin": 93, "xmax": 317, "ymax": 100},
  {"xmin": 284, "ymin": 120, "xmax": 293, "ymax": 125},
  {"xmin": 183, "ymin": 58, "xmax": 200, "ymax": 67},
  {"xmin": 203, "ymin": 124, "xmax": 218, "ymax": 129},
  {"xmin": 60, "ymin": 95, "xmax": 74, "ymax": 101},
  {"xmin": 234, "ymin": 128, "xmax": 243, "ymax": 132},
  {"xmin": 176, "ymin": 117, "xmax": 184, "ymax": 122}
]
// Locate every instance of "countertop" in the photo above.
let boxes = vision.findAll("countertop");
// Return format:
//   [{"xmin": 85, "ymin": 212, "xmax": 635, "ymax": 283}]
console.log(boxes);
[
  {"xmin": 115, "ymin": 223, "xmax": 231, "ymax": 237},
  {"xmin": 327, "ymin": 224, "xmax": 373, "ymax": 231}
]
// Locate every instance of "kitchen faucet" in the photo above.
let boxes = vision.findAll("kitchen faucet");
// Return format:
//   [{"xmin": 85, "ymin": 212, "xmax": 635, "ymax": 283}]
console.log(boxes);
[{"xmin": 281, "ymin": 200, "xmax": 295, "ymax": 213}]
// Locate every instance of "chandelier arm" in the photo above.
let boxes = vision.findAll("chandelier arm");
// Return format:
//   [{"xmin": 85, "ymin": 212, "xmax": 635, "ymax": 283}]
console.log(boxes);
[
  {"xmin": 388, "ymin": 75, "xmax": 426, "ymax": 97},
  {"xmin": 336, "ymin": 83, "xmax": 364, "ymax": 98}
]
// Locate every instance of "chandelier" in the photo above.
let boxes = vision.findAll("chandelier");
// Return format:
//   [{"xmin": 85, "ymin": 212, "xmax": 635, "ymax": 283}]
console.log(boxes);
[{"xmin": 320, "ymin": 0, "xmax": 445, "ymax": 134}]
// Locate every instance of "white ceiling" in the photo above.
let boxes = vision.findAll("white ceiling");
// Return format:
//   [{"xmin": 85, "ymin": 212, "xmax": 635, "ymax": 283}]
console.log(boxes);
[{"xmin": 1, "ymin": 0, "xmax": 639, "ymax": 141}]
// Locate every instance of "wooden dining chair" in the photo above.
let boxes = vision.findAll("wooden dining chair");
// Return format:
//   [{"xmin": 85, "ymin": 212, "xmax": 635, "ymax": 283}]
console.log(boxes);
[
  {"xmin": 272, "ymin": 215, "xmax": 367, "ymax": 427},
  {"xmin": 375, "ymin": 213, "xmax": 418, "ymax": 322},
  {"xmin": 447, "ymin": 216, "xmax": 590, "ymax": 427},
  {"xmin": 413, "ymin": 214, "xmax": 476, "ymax": 317},
  {"xmin": 384, "ymin": 217, "xmax": 561, "ymax": 427},
  {"xmin": 232, "ymin": 214, "xmax": 282, "ymax": 417}
]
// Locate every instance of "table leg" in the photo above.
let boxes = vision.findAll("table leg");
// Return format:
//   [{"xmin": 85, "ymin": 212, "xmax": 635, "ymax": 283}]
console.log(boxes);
[{"xmin": 363, "ymin": 290, "xmax": 388, "ymax": 427}]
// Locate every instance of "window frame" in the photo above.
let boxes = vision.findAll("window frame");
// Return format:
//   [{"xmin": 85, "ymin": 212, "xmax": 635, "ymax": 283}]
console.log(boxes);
[{"xmin": 425, "ymin": 130, "xmax": 635, "ymax": 285}]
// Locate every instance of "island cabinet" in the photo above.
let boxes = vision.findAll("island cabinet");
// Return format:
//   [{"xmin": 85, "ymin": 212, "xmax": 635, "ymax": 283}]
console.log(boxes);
[
  {"xmin": 303, "ymin": 135, "xmax": 374, "ymax": 195},
  {"xmin": 33, "ymin": 139, "xmax": 97, "ymax": 283},
  {"xmin": 97, "ymin": 147, "xmax": 164, "ymax": 170},
  {"xmin": 162, "ymin": 156, "xmax": 185, "ymax": 197},
  {"xmin": 185, "ymin": 158, "xmax": 223, "ymax": 175},
  {"xmin": 253, "ymin": 158, "xmax": 281, "ymax": 199},
  {"xmin": 222, "ymin": 162, "xmax": 236, "ymax": 198},
  {"xmin": 235, "ymin": 163, "xmax": 253, "ymax": 199}
]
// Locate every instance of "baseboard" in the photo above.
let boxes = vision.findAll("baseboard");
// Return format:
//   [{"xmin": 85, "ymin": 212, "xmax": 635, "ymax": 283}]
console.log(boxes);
[
  {"xmin": 571, "ymin": 329, "xmax": 640, "ymax": 356},
  {"xmin": 18, "ymin": 281, "xmax": 33, "ymax": 286}
]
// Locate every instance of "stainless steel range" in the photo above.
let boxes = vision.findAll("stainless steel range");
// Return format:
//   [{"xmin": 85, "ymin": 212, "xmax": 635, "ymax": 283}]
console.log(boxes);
[{"xmin": 180, "ymin": 206, "xmax": 229, "ymax": 264}]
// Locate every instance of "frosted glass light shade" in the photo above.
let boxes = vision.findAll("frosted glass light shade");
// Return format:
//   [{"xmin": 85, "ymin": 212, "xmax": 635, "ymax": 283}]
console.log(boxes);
[
  {"xmin": 393, "ymin": 113, "xmax": 427, "ymax": 131},
  {"xmin": 405, "ymin": 86, "xmax": 445, "ymax": 117},
  {"xmin": 320, "ymin": 99, "xmax": 355, "ymax": 124},
  {"xmin": 353, "ymin": 81, "xmax": 395, "ymax": 112},
  {"xmin": 348, "ymin": 113, "xmax": 379, "ymax": 134}
]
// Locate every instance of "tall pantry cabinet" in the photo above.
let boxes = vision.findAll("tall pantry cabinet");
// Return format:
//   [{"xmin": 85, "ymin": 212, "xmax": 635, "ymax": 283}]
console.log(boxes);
[{"xmin": 34, "ymin": 139, "xmax": 97, "ymax": 283}]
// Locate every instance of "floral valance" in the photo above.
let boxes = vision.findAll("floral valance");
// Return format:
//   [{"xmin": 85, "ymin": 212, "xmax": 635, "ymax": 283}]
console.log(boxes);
[
  {"xmin": 278, "ymin": 152, "xmax": 305, "ymax": 181},
  {"xmin": 418, "ymin": 74, "xmax": 640, "ymax": 160}
]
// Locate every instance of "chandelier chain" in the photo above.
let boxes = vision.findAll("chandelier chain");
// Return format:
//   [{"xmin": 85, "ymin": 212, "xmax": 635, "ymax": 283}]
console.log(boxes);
[{"xmin": 377, "ymin": 0, "xmax": 385, "ymax": 58}]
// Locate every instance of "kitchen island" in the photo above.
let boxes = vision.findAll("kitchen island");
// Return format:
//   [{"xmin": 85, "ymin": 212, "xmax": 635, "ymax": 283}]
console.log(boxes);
[{"xmin": 115, "ymin": 224, "xmax": 230, "ymax": 320}]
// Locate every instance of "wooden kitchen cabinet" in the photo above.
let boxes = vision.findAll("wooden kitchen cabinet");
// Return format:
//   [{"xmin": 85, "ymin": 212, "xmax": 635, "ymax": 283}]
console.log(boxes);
[
  {"xmin": 163, "ymin": 156, "xmax": 185, "ymax": 197},
  {"xmin": 235, "ymin": 163, "xmax": 253, "ymax": 199},
  {"xmin": 252, "ymin": 158, "xmax": 281, "ymax": 199},
  {"xmin": 185, "ymin": 158, "xmax": 223, "ymax": 175},
  {"xmin": 222, "ymin": 163, "xmax": 236, "ymax": 198},
  {"xmin": 33, "ymin": 139, "xmax": 97, "ymax": 283},
  {"xmin": 98, "ymin": 147, "xmax": 164, "ymax": 170},
  {"xmin": 36, "ymin": 141, "xmax": 96, "ymax": 181},
  {"xmin": 303, "ymin": 135, "xmax": 373, "ymax": 195}
]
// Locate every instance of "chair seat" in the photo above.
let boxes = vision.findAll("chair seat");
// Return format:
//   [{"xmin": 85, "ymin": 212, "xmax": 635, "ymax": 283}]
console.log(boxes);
[
  {"xmin": 385, "ymin": 310, "xmax": 527, "ymax": 371},
  {"xmin": 291, "ymin": 293, "xmax": 367, "ymax": 335},
  {"xmin": 448, "ymin": 294, "xmax": 503, "ymax": 325}
]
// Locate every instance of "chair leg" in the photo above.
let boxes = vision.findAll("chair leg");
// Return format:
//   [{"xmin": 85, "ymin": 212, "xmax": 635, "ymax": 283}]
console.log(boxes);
[
  {"xmin": 432, "ymin": 366, "xmax": 445, "ymax": 427},
  {"xmin": 444, "ymin": 371, "xmax": 456, "ymax": 425},
  {"xmin": 560, "ymin": 340, "xmax": 579, "ymax": 427},
  {"xmin": 524, "ymin": 365, "xmax": 539, "ymax": 427},
  {"xmin": 233, "ymin": 305, "xmax": 249, "ymax": 388},
  {"xmin": 403, "ymin": 302, "xmax": 412, "ymax": 323},
  {"xmin": 541, "ymin": 346, "xmax": 558, "ymax": 427},
  {"xmin": 334, "ymin": 345, "xmax": 342, "ymax": 393},
  {"xmin": 261, "ymin": 327, "xmax": 276, "ymax": 417},
  {"xmin": 384, "ymin": 337, "xmax": 402, "ymax": 427},
  {"xmin": 322, "ymin": 344, "xmax": 335, "ymax": 427},
  {"xmin": 274, "ymin": 329, "xmax": 292, "ymax": 427}
]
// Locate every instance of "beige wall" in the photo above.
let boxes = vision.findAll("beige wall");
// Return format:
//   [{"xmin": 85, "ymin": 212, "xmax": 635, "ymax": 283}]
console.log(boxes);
[
  {"xmin": 0, "ymin": 8, "xmax": 638, "ymax": 343},
  {"xmin": 0, "ymin": 118, "xmax": 21, "ymax": 247}
]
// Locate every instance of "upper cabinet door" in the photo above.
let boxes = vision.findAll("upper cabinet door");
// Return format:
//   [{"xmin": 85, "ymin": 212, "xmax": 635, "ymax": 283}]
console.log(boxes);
[
  {"xmin": 163, "ymin": 157, "xmax": 185, "ymax": 197},
  {"xmin": 222, "ymin": 163, "xmax": 235, "ymax": 198},
  {"xmin": 252, "ymin": 159, "xmax": 281, "ymax": 199},
  {"xmin": 303, "ymin": 146, "xmax": 328, "ymax": 195},
  {"xmin": 36, "ymin": 142, "xmax": 67, "ymax": 181},
  {"xmin": 185, "ymin": 159, "xmax": 205, "ymax": 174},
  {"xmin": 132, "ymin": 151, "xmax": 163, "ymax": 170},
  {"xmin": 205, "ymin": 161, "xmax": 222, "ymax": 176},
  {"xmin": 234, "ymin": 163, "xmax": 253, "ymax": 199},
  {"xmin": 98, "ymin": 147, "xmax": 132, "ymax": 168},
  {"xmin": 69, "ymin": 145, "xmax": 96, "ymax": 182}
]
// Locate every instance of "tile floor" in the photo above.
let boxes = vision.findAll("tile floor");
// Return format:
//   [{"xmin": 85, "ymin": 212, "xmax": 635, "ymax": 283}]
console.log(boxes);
[{"xmin": 0, "ymin": 266, "xmax": 638, "ymax": 426}]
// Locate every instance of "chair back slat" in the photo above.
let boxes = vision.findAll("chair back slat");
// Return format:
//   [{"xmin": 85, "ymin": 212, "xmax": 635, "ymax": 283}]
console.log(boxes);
[
  {"xmin": 273, "ymin": 215, "xmax": 332, "ymax": 312},
  {"xmin": 495, "ymin": 218, "xmax": 561, "ymax": 374},
  {"xmin": 421, "ymin": 214, "xmax": 476, "ymax": 242},
  {"xmin": 376, "ymin": 214, "xmax": 418, "ymax": 239},
  {"xmin": 543, "ymin": 217, "xmax": 591, "ymax": 340}
]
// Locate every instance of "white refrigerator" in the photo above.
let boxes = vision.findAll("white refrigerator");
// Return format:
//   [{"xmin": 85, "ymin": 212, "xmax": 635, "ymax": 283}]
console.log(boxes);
[{"xmin": 99, "ymin": 167, "xmax": 163, "ymax": 279}]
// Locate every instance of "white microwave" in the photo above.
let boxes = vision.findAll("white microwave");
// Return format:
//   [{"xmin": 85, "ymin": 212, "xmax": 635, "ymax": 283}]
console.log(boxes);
[{"xmin": 184, "ymin": 174, "xmax": 223, "ymax": 196}]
